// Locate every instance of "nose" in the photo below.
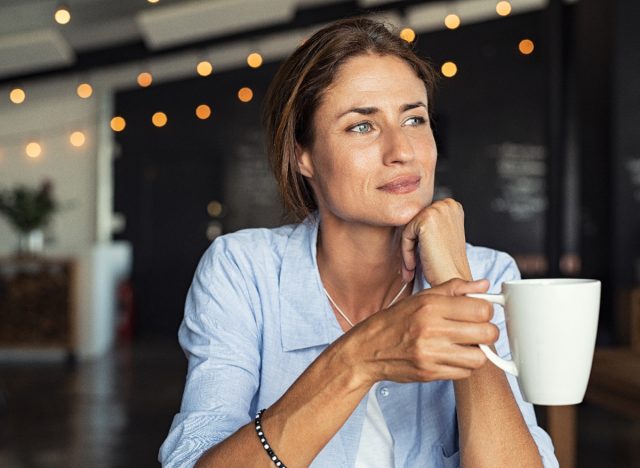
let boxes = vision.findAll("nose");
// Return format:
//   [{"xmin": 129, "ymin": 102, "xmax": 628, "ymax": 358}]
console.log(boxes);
[{"xmin": 382, "ymin": 127, "xmax": 415, "ymax": 165}]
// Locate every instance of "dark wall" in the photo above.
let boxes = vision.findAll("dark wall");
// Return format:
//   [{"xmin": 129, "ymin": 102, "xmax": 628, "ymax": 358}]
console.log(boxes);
[
  {"xmin": 114, "ymin": 62, "xmax": 283, "ymax": 336},
  {"xmin": 612, "ymin": 0, "xmax": 640, "ymax": 288}
]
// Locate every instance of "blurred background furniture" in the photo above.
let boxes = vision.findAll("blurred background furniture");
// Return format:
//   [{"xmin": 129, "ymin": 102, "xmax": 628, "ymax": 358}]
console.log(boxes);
[{"xmin": 0, "ymin": 257, "xmax": 75, "ymax": 355}]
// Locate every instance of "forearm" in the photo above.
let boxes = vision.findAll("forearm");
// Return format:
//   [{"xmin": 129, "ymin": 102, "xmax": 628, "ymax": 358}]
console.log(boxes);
[
  {"xmin": 454, "ymin": 363, "xmax": 543, "ymax": 468},
  {"xmin": 195, "ymin": 335, "xmax": 370, "ymax": 467},
  {"xmin": 432, "ymin": 266, "xmax": 541, "ymax": 467}
]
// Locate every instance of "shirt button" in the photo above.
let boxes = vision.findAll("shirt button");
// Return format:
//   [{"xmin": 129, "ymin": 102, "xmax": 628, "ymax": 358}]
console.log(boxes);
[{"xmin": 379, "ymin": 386, "xmax": 389, "ymax": 397}]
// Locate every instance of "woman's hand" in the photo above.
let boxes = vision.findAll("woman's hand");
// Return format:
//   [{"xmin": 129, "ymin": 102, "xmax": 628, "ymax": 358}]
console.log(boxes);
[
  {"xmin": 400, "ymin": 198, "xmax": 472, "ymax": 285},
  {"xmin": 347, "ymin": 278, "xmax": 498, "ymax": 386}
]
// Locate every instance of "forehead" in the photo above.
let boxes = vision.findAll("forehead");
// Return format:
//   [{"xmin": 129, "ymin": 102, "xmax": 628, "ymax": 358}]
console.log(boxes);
[{"xmin": 322, "ymin": 53, "xmax": 428, "ymax": 106}]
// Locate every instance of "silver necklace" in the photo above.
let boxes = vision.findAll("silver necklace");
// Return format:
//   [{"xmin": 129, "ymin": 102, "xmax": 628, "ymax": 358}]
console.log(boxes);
[{"xmin": 324, "ymin": 281, "xmax": 409, "ymax": 328}]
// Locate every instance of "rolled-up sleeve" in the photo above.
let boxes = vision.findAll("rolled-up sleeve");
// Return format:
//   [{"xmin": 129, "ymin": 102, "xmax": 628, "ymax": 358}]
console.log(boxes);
[
  {"xmin": 159, "ymin": 239, "xmax": 261, "ymax": 467},
  {"xmin": 489, "ymin": 253, "xmax": 559, "ymax": 468}
]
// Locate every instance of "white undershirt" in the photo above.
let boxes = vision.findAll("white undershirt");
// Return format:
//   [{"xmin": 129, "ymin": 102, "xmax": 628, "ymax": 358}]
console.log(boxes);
[{"xmin": 354, "ymin": 383, "xmax": 395, "ymax": 468}]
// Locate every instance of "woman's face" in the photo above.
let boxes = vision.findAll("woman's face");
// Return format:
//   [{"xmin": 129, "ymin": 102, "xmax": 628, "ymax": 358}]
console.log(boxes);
[{"xmin": 297, "ymin": 53, "xmax": 437, "ymax": 227}]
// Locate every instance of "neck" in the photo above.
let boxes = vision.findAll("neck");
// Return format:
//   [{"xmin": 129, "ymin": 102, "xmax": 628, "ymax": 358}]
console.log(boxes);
[{"xmin": 316, "ymin": 213, "xmax": 407, "ymax": 323}]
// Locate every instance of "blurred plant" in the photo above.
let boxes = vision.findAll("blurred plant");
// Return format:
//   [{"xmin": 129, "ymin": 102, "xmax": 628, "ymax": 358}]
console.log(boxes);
[{"xmin": 0, "ymin": 180, "xmax": 59, "ymax": 233}]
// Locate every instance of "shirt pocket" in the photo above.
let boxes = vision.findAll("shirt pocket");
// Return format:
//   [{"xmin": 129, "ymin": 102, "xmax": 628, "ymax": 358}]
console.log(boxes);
[{"xmin": 440, "ymin": 445, "xmax": 460, "ymax": 468}]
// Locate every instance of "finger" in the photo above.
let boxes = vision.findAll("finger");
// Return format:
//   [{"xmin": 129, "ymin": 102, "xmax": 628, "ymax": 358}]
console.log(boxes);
[
  {"xmin": 421, "ymin": 278, "xmax": 490, "ymax": 297},
  {"xmin": 444, "ymin": 296, "xmax": 495, "ymax": 323},
  {"xmin": 400, "ymin": 219, "xmax": 420, "ymax": 283},
  {"xmin": 412, "ymin": 293, "xmax": 494, "ymax": 322},
  {"xmin": 443, "ymin": 321, "xmax": 500, "ymax": 345},
  {"xmin": 437, "ymin": 345, "xmax": 489, "ymax": 371}
]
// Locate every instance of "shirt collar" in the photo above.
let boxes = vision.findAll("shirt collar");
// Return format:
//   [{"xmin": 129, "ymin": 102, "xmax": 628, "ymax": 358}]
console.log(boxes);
[{"xmin": 279, "ymin": 212, "xmax": 342, "ymax": 352}]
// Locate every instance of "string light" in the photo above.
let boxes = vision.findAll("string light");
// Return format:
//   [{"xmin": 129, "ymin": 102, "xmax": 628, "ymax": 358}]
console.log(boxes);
[
  {"xmin": 9, "ymin": 88, "xmax": 26, "ymax": 104},
  {"xmin": 70, "ymin": 131, "xmax": 86, "ymax": 147},
  {"xmin": 519, "ymin": 39, "xmax": 535, "ymax": 55},
  {"xmin": 441, "ymin": 61, "xmax": 458, "ymax": 78},
  {"xmin": 77, "ymin": 83, "xmax": 93, "ymax": 99},
  {"xmin": 197, "ymin": 60, "xmax": 213, "ymax": 77},
  {"xmin": 196, "ymin": 104, "xmax": 212, "ymax": 120},
  {"xmin": 110, "ymin": 116, "xmax": 126, "ymax": 132},
  {"xmin": 496, "ymin": 1, "xmax": 512, "ymax": 16},
  {"xmin": 152, "ymin": 111, "xmax": 167, "ymax": 127},
  {"xmin": 54, "ymin": 5, "xmax": 71, "ymax": 25},
  {"xmin": 26, "ymin": 142, "xmax": 42, "ymax": 158},
  {"xmin": 444, "ymin": 14, "xmax": 461, "ymax": 30},
  {"xmin": 399, "ymin": 28, "xmax": 416, "ymax": 43},
  {"xmin": 137, "ymin": 72, "xmax": 153, "ymax": 87},
  {"xmin": 238, "ymin": 87, "xmax": 253, "ymax": 103},
  {"xmin": 247, "ymin": 52, "xmax": 263, "ymax": 69}
]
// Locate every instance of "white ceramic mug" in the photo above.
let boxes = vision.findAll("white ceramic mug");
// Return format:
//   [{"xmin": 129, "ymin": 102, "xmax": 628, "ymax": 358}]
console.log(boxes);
[{"xmin": 467, "ymin": 278, "xmax": 601, "ymax": 405}]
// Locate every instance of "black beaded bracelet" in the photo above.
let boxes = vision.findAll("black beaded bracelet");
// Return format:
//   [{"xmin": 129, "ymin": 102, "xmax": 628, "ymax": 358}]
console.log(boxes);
[{"xmin": 254, "ymin": 409, "xmax": 287, "ymax": 468}]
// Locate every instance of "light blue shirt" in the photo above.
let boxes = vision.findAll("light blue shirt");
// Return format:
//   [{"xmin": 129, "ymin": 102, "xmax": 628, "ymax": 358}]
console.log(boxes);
[{"xmin": 159, "ymin": 214, "xmax": 558, "ymax": 467}]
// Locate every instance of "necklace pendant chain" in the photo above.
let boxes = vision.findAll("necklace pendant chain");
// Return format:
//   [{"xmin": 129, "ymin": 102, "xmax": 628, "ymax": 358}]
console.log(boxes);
[{"xmin": 324, "ymin": 281, "xmax": 409, "ymax": 329}]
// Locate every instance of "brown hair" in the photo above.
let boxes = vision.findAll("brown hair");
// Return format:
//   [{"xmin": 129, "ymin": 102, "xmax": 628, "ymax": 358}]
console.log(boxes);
[{"xmin": 263, "ymin": 17, "xmax": 437, "ymax": 221}]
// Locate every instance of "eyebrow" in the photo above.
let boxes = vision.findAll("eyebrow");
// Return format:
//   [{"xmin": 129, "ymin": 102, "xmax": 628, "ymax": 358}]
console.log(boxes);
[{"xmin": 337, "ymin": 101, "xmax": 428, "ymax": 119}]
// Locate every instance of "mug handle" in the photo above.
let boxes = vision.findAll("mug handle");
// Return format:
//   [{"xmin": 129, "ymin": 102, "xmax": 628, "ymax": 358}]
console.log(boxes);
[{"xmin": 466, "ymin": 293, "xmax": 519, "ymax": 377}]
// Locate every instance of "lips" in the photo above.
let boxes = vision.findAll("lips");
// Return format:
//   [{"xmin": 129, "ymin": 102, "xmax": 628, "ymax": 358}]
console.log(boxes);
[{"xmin": 377, "ymin": 175, "xmax": 421, "ymax": 194}]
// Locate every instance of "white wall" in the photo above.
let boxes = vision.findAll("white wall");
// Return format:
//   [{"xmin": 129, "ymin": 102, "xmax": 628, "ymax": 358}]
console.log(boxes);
[{"xmin": 0, "ymin": 81, "xmax": 101, "ymax": 256}]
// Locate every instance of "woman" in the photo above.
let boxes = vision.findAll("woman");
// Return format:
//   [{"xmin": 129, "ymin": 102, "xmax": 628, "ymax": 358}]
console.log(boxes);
[{"xmin": 160, "ymin": 18, "xmax": 557, "ymax": 467}]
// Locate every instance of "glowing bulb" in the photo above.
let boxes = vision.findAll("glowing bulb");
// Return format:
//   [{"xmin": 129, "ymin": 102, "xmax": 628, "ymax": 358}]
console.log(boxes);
[
  {"xmin": 55, "ymin": 6, "xmax": 71, "ymax": 25},
  {"xmin": 399, "ymin": 28, "xmax": 416, "ymax": 43},
  {"xmin": 137, "ymin": 72, "xmax": 153, "ymax": 88},
  {"xmin": 152, "ymin": 112, "xmax": 167, "ymax": 127},
  {"xmin": 197, "ymin": 61, "xmax": 213, "ymax": 77},
  {"xmin": 77, "ymin": 83, "xmax": 93, "ymax": 99},
  {"xmin": 9, "ymin": 88, "xmax": 25, "ymax": 104},
  {"xmin": 70, "ymin": 131, "xmax": 86, "ymax": 147},
  {"xmin": 196, "ymin": 104, "xmax": 212, "ymax": 120},
  {"xmin": 147, "ymin": 0, "xmax": 160, "ymax": 3},
  {"xmin": 238, "ymin": 87, "xmax": 254, "ymax": 103},
  {"xmin": 247, "ymin": 52, "xmax": 263, "ymax": 69},
  {"xmin": 441, "ymin": 61, "xmax": 458, "ymax": 78},
  {"xmin": 519, "ymin": 39, "xmax": 535, "ymax": 55},
  {"xmin": 26, "ymin": 142, "xmax": 42, "ymax": 158},
  {"xmin": 496, "ymin": 1, "xmax": 512, "ymax": 16},
  {"xmin": 444, "ymin": 14, "xmax": 461, "ymax": 30},
  {"xmin": 110, "ymin": 116, "xmax": 126, "ymax": 132}
]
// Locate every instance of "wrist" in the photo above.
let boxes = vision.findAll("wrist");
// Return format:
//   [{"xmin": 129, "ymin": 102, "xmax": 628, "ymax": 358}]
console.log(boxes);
[
  {"xmin": 429, "ymin": 267, "xmax": 473, "ymax": 285},
  {"xmin": 327, "ymin": 329, "xmax": 377, "ymax": 392}
]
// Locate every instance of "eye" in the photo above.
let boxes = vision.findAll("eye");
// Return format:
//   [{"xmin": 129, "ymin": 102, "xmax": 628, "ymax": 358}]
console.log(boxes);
[
  {"xmin": 404, "ymin": 116, "xmax": 426, "ymax": 127},
  {"xmin": 349, "ymin": 122, "xmax": 373, "ymax": 133}
]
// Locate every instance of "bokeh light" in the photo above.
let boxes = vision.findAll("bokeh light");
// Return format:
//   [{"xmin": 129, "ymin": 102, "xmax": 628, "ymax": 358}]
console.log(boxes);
[
  {"xmin": 152, "ymin": 111, "xmax": 167, "ymax": 127},
  {"xmin": 197, "ymin": 60, "xmax": 213, "ymax": 77},
  {"xmin": 399, "ymin": 28, "xmax": 416, "ymax": 43},
  {"xmin": 195, "ymin": 104, "xmax": 212, "ymax": 120},
  {"xmin": 441, "ymin": 61, "xmax": 458, "ymax": 78},
  {"xmin": 444, "ymin": 14, "xmax": 461, "ymax": 30},
  {"xmin": 9, "ymin": 88, "xmax": 25, "ymax": 104},
  {"xmin": 110, "ymin": 116, "xmax": 126, "ymax": 132},
  {"xmin": 247, "ymin": 53, "xmax": 263, "ymax": 68},
  {"xmin": 137, "ymin": 72, "xmax": 153, "ymax": 88},
  {"xmin": 238, "ymin": 87, "xmax": 253, "ymax": 103},
  {"xmin": 70, "ymin": 131, "xmax": 86, "ymax": 147},
  {"xmin": 55, "ymin": 6, "xmax": 71, "ymax": 25},
  {"xmin": 519, "ymin": 39, "xmax": 535, "ymax": 55},
  {"xmin": 496, "ymin": 1, "xmax": 512, "ymax": 16},
  {"xmin": 26, "ymin": 142, "xmax": 42, "ymax": 158},
  {"xmin": 77, "ymin": 83, "xmax": 93, "ymax": 99}
]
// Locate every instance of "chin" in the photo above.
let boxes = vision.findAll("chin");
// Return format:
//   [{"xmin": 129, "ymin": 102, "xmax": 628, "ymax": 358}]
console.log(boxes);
[{"xmin": 379, "ymin": 200, "xmax": 429, "ymax": 226}]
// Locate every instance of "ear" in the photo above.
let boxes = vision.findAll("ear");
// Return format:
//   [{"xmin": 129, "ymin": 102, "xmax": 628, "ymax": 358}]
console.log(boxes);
[{"xmin": 295, "ymin": 142, "xmax": 314, "ymax": 179}]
